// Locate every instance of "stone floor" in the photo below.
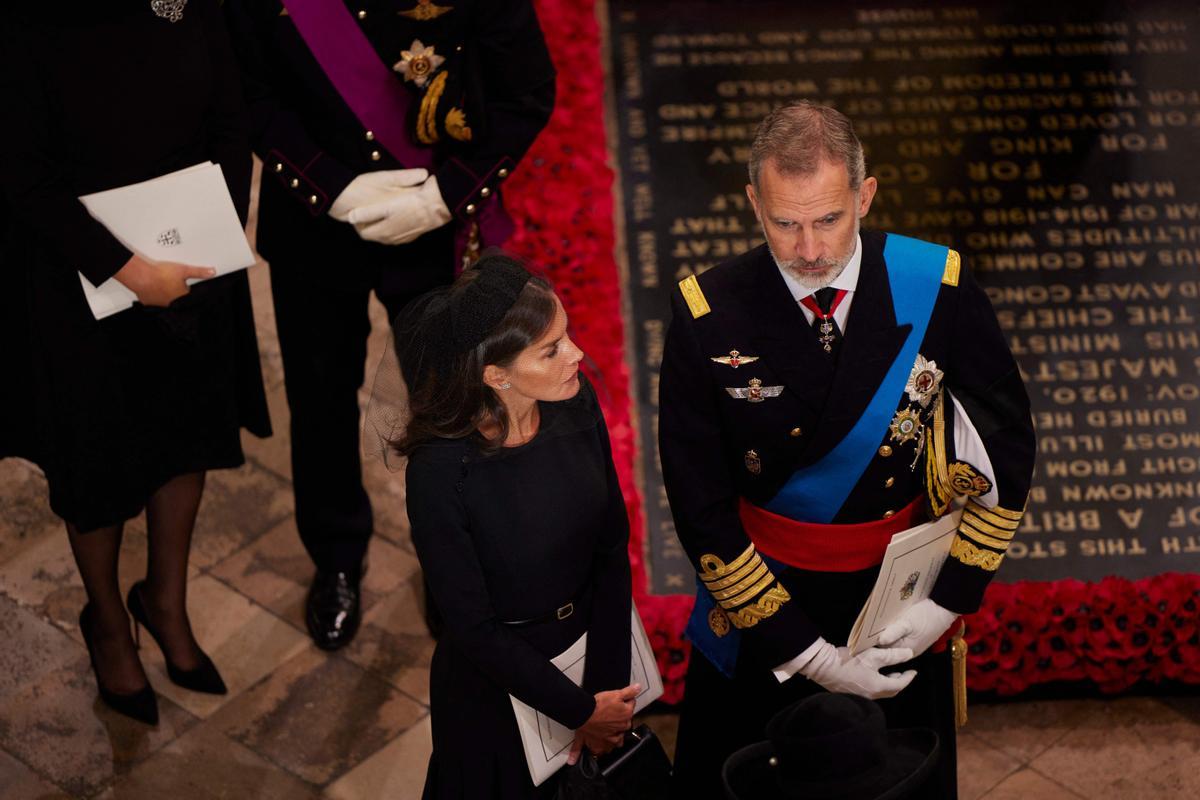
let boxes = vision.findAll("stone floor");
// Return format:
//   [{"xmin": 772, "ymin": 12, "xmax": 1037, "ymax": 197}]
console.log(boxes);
[{"xmin": 4, "ymin": 184, "xmax": 1200, "ymax": 798}]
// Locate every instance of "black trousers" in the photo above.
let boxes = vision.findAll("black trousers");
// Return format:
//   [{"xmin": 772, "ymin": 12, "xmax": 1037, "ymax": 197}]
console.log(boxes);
[{"xmin": 268, "ymin": 229, "xmax": 455, "ymax": 573}]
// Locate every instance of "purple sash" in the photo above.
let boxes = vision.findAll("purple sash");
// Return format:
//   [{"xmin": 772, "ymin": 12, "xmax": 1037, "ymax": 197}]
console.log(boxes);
[{"xmin": 281, "ymin": 0, "xmax": 514, "ymax": 265}]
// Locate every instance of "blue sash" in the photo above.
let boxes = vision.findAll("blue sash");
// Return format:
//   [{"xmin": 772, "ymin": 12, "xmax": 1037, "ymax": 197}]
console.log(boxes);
[{"xmin": 685, "ymin": 234, "xmax": 948, "ymax": 677}]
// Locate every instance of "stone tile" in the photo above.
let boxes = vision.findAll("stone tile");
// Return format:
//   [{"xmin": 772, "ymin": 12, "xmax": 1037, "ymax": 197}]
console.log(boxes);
[
  {"xmin": 981, "ymin": 767, "xmax": 1083, "ymax": 799},
  {"xmin": 0, "ymin": 653, "xmax": 196, "ymax": 798},
  {"xmin": 0, "ymin": 460, "xmax": 60, "ymax": 569},
  {"xmin": 0, "ymin": 595, "xmax": 84, "ymax": 702},
  {"xmin": 362, "ymin": 458, "xmax": 413, "ymax": 552},
  {"xmin": 210, "ymin": 648, "xmax": 426, "ymax": 785},
  {"xmin": 190, "ymin": 462, "xmax": 293, "ymax": 570},
  {"xmin": 1093, "ymin": 746, "xmax": 1200, "ymax": 800},
  {"xmin": 965, "ymin": 699, "xmax": 1094, "ymax": 764},
  {"xmin": 1029, "ymin": 697, "xmax": 1200, "ymax": 798},
  {"xmin": 211, "ymin": 518, "xmax": 420, "ymax": 632},
  {"xmin": 343, "ymin": 573, "xmax": 433, "ymax": 704},
  {"xmin": 957, "ymin": 731, "xmax": 1022, "ymax": 800},
  {"xmin": 0, "ymin": 749, "xmax": 70, "ymax": 800},
  {"xmin": 242, "ymin": 379, "xmax": 292, "ymax": 482},
  {"xmin": 325, "ymin": 713, "xmax": 431, "ymax": 800},
  {"xmin": 99, "ymin": 724, "xmax": 320, "ymax": 800},
  {"xmin": 134, "ymin": 575, "xmax": 309, "ymax": 719}
]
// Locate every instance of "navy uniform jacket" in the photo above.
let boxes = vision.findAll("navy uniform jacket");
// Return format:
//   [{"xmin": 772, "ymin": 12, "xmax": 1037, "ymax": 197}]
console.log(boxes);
[
  {"xmin": 658, "ymin": 230, "xmax": 1036, "ymax": 670},
  {"xmin": 224, "ymin": 0, "xmax": 555, "ymax": 277}
]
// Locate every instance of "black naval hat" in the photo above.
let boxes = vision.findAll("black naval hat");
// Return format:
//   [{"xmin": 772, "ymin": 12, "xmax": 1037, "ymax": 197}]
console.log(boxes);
[{"xmin": 722, "ymin": 693, "xmax": 939, "ymax": 800}]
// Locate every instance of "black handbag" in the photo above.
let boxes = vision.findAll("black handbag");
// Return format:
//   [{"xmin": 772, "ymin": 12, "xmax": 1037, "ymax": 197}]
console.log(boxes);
[{"xmin": 555, "ymin": 725, "xmax": 673, "ymax": 800}]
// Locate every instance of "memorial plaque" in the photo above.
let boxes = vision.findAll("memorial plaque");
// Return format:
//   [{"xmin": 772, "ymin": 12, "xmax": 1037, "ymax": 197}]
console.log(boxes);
[{"xmin": 608, "ymin": 0, "xmax": 1200, "ymax": 590}]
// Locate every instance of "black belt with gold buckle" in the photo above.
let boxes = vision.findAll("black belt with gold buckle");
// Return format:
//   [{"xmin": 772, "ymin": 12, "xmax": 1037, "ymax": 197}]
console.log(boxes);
[{"xmin": 500, "ymin": 586, "xmax": 588, "ymax": 627}]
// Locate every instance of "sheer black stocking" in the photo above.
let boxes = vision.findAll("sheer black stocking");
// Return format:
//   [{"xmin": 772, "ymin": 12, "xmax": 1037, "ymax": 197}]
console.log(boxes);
[
  {"xmin": 142, "ymin": 471, "xmax": 207, "ymax": 671},
  {"xmin": 67, "ymin": 520, "xmax": 148, "ymax": 694}
]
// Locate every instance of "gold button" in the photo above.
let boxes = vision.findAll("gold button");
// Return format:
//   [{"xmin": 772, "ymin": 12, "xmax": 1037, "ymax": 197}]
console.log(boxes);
[
  {"xmin": 365, "ymin": 130, "xmax": 375, "ymax": 141},
  {"xmin": 356, "ymin": 10, "xmax": 367, "ymax": 19},
  {"xmin": 884, "ymin": 477, "xmax": 895, "ymax": 488},
  {"xmin": 370, "ymin": 150, "xmax": 381, "ymax": 161},
  {"xmin": 465, "ymin": 203, "xmax": 477, "ymax": 215},
  {"xmin": 497, "ymin": 168, "xmax": 510, "ymax": 179},
  {"xmin": 480, "ymin": 186, "xmax": 491, "ymax": 198},
  {"xmin": 273, "ymin": 163, "xmax": 283, "ymax": 173},
  {"xmin": 289, "ymin": 178, "xmax": 300, "ymax": 188},
  {"xmin": 878, "ymin": 445, "xmax": 893, "ymax": 457},
  {"xmin": 309, "ymin": 195, "xmax": 319, "ymax": 205},
  {"xmin": 789, "ymin": 427, "xmax": 802, "ymax": 438},
  {"xmin": 883, "ymin": 510, "xmax": 895, "ymax": 519}
]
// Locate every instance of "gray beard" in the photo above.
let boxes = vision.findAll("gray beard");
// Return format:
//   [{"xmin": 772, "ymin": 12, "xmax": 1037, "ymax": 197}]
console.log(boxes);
[{"xmin": 767, "ymin": 219, "xmax": 859, "ymax": 290}]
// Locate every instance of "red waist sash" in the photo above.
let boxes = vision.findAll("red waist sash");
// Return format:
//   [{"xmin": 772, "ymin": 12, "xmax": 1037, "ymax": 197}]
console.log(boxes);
[{"xmin": 739, "ymin": 494, "xmax": 927, "ymax": 572}]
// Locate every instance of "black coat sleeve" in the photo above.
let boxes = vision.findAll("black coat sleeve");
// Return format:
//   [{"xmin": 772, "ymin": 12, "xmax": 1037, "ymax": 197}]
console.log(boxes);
[
  {"xmin": 580, "ymin": 382, "xmax": 633, "ymax": 695},
  {"xmin": 659, "ymin": 287, "xmax": 822, "ymax": 668},
  {"xmin": 406, "ymin": 450, "xmax": 597, "ymax": 730},
  {"xmin": 434, "ymin": 0, "xmax": 555, "ymax": 219},
  {"xmin": 0, "ymin": 26, "xmax": 131, "ymax": 285},
  {"xmin": 929, "ymin": 261, "xmax": 1036, "ymax": 614},
  {"xmin": 199, "ymin": 0, "xmax": 252, "ymax": 225}
]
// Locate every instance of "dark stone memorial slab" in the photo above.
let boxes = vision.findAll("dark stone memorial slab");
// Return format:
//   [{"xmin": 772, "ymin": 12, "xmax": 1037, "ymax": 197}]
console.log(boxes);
[{"xmin": 608, "ymin": 0, "xmax": 1200, "ymax": 590}]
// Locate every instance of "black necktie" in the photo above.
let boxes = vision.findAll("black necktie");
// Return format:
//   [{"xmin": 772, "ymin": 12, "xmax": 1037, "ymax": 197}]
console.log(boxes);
[{"xmin": 811, "ymin": 287, "xmax": 842, "ymax": 358}]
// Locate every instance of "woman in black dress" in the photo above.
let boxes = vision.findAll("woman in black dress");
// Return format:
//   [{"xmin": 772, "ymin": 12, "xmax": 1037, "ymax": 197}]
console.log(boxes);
[
  {"xmin": 0, "ymin": 1, "xmax": 270, "ymax": 724},
  {"xmin": 392, "ymin": 254, "xmax": 636, "ymax": 798}
]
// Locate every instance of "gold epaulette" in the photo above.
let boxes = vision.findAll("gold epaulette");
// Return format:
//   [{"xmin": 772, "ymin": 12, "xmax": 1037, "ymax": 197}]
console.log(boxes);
[
  {"xmin": 948, "ymin": 497, "xmax": 1027, "ymax": 572},
  {"xmin": 678, "ymin": 275, "xmax": 711, "ymax": 319},
  {"xmin": 698, "ymin": 544, "xmax": 790, "ymax": 636},
  {"xmin": 942, "ymin": 249, "xmax": 961, "ymax": 287}
]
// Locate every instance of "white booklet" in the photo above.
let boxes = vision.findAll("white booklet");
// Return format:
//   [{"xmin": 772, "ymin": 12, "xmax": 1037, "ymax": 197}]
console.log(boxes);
[
  {"xmin": 509, "ymin": 605, "xmax": 664, "ymax": 787},
  {"xmin": 77, "ymin": 161, "xmax": 256, "ymax": 320},
  {"xmin": 847, "ymin": 508, "xmax": 962, "ymax": 656}
]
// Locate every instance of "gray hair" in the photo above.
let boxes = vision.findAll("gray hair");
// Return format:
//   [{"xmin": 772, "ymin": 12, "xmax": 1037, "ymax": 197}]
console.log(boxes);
[{"xmin": 748, "ymin": 101, "xmax": 866, "ymax": 192}]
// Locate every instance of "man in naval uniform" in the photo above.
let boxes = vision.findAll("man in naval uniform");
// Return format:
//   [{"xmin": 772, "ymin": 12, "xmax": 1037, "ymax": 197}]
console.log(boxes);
[
  {"xmin": 659, "ymin": 101, "xmax": 1036, "ymax": 798},
  {"xmin": 225, "ymin": 0, "xmax": 555, "ymax": 649}
]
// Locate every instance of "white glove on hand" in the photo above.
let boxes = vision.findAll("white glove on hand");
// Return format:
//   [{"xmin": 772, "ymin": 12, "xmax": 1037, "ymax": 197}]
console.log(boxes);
[
  {"xmin": 328, "ymin": 168, "xmax": 430, "ymax": 222},
  {"xmin": 799, "ymin": 639, "xmax": 917, "ymax": 700},
  {"xmin": 349, "ymin": 175, "xmax": 452, "ymax": 245},
  {"xmin": 877, "ymin": 599, "xmax": 958, "ymax": 658}
]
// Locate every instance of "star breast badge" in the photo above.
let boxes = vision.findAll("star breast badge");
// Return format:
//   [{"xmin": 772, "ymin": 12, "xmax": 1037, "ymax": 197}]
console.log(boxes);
[
  {"xmin": 905, "ymin": 354, "xmax": 943, "ymax": 407},
  {"xmin": 393, "ymin": 40, "xmax": 445, "ymax": 87}
]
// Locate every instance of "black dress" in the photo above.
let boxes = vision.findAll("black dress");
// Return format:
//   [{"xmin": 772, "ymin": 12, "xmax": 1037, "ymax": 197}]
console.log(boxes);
[
  {"xmin": 405, "ymin": 377, "xmax": 633, "ymax": 799},
  {"xmin": 0, "ymin": 0, "xmax": 271, "ymax": 531}
]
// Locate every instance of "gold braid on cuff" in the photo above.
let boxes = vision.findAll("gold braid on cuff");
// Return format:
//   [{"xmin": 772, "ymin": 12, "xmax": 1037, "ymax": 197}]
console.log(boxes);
[{"xmin": 698, "ymin": 545, "xmax": 790, "ymax": 627}]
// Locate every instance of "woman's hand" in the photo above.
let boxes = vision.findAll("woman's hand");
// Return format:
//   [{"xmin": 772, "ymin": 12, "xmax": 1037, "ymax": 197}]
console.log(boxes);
[
  {"xmin": 113, "ymin": 253, "xmax": 216, "ymax": 307},
  {"xmin": 567, "ymin": 683, "xmax": 640, "ymax": 765}
]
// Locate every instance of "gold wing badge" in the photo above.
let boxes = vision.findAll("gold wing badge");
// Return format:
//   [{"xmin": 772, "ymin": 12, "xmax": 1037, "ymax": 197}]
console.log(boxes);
[
  {"xmin": 726, "ymin": 378, "xmax": 783, "ymax": 403},
  {"xmin": 711, "ymin": 349, "xmax": 759, "ymax": 369},
  {"xmin": 399, "ymin": 0, "xmax": 453, "ymax": 21}
]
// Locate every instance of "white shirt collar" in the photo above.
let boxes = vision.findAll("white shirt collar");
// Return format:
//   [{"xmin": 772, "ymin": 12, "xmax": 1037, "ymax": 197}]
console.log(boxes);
[{"xmin": 776, "ymin": 233, "xmax": 863, "ymax": 304}]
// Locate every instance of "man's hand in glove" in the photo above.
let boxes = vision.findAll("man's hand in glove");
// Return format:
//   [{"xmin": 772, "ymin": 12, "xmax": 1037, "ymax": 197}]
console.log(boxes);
[
  {"xmin": 348, "ymin": 175, "xmax": 452, "ymax": 245},
  {"xmin": 877, "ymin": 599, "xmax": 958, "ymax": 658},
  {"xmin": 328, "ymin": 168, "xmax": 430, "ymax": 223},
  {"xmin": 798, "ymin": 639, "xmax": 917, "ymax": 700}
]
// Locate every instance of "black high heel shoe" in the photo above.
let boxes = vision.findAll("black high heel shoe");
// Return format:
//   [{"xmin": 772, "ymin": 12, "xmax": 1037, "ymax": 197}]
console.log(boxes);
[
  {"xmin": 127, "ymin": 581, "xmax": 227, "ymax": 695},
  {"xmin": 78, "ymin": 604, "xmax": 159, "ymax": 725}
]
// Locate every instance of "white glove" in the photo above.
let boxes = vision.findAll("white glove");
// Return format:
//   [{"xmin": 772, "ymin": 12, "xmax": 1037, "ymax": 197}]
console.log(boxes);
[
  {"xmin": 877, "ymin": 599, "xmax": 958, "ymax": 658},
  {"xmin": 348, "ymin": 175, "xmax": 452, "ymax": 245},
  {"xmin": 328, "ymin": 168, "xmax": 430, "ymax": 222},
  {"xmin": 798, "ymin": 638, "xmax": 917, "ymax": 700}
]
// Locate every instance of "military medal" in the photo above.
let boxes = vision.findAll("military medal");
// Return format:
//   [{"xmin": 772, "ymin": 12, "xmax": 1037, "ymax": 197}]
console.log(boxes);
[
  {"xmin": 726, "ymin": 378, "xmax": 783, "ymax": 403},
  {"xmin": 744, "ymin": 449, "xmax": 762, "ymax": 474},
  {"xmin": 889, "ymin": 408, "xmax": 923, "ymax": 445},
  {"xmin": 393, "ymin": 41, "xmax": 445, "ymax": 87},
  {"xmin": 711, "ymin": 349, "xmax": 759, "ymax": 369},
  {"xmin": 799, "ymin": 288, "xmax": 848, "ymax": 354},
  {"xmin": 399, "ymin": 0, "xmax": 454, "ymax": 21},
  {"xmin": 905, "ymin": 354, "xmax": 943, "ymax": 407}
]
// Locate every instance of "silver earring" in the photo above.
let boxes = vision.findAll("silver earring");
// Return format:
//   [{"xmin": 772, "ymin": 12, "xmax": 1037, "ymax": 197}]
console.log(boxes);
[{"xmin": 499, "ymin": 382, "xmax": 512, "ymax": 390}]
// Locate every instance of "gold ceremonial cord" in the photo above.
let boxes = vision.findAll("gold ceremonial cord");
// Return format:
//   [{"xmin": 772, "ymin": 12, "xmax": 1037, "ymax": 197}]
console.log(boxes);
[{"xmin": 417, "ymin": 71, "xmax": 448, "ymax": 144}]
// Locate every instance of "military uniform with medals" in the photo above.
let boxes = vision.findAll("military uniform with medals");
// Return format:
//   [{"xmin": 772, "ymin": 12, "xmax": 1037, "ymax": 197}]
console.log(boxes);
[
  {"xmin": 659, "ymin": 230, "xmax": 1036, "ymax": 798},
  {"xmin": 223, "ymin": 1, "xmax": 555, "ymax": 596}
]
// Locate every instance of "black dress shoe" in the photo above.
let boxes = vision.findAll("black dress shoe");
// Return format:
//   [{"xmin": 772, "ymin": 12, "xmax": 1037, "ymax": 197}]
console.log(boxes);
[
  {"xmin": 306, "ymin": 568, "xmax": 363, "ymax": 650},
  {"xmin": 127, "ymin": 581, "xmax": 228, "ymax": 695},
  {"xmin": 79, "ymin": 604, "xmax": 159, "ymax": 725}
]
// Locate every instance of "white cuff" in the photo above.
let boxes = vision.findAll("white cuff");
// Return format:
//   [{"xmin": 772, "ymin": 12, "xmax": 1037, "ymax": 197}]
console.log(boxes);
[{"xmin": 773, "ymin": 638, "xmax": 826, "ymax": 684}]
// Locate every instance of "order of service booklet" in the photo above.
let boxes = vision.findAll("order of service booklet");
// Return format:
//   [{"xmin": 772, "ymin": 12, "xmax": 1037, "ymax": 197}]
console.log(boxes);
[
  {"xmin": 847, "ymin": 508, "xmax": 963, "ymax": 656},
  {"xmin": 509, "ymin": 605, "xmax": 664, "ymax": 787},
  {"xmin": 76, "ymin": 161, "xmax": 256, "ymax": 320}
]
